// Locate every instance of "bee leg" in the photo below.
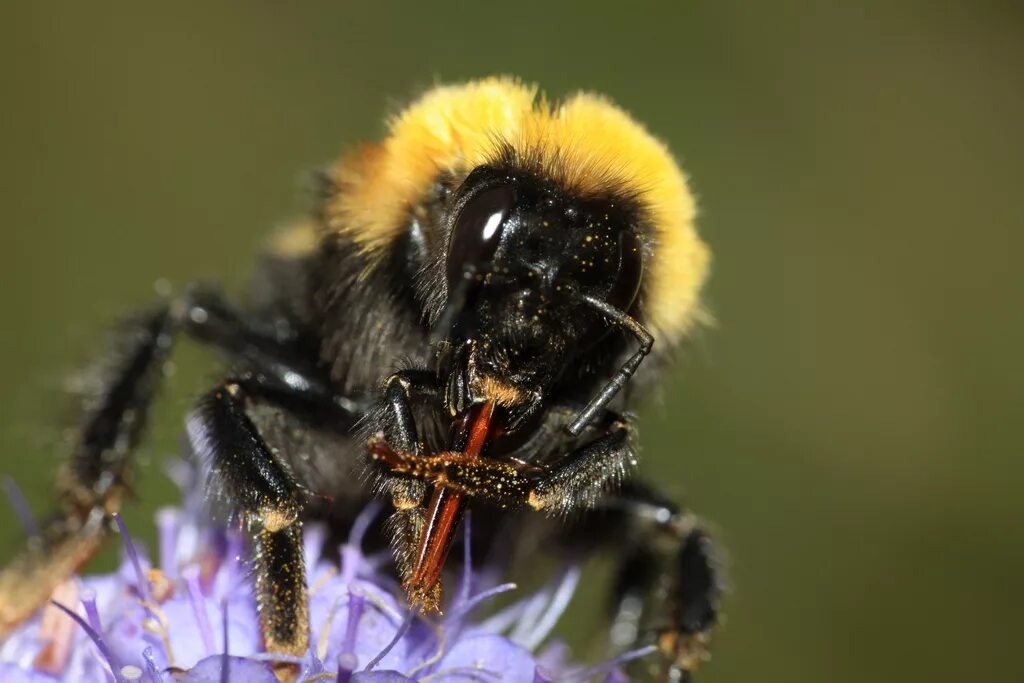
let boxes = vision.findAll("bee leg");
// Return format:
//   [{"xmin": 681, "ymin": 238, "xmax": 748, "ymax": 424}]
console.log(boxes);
[
  {"xmin": 181, "ymin": 292, "xmax": 369, "ymax": 677},
  {"xmin": 184, "ymin": 359, "xmax": 365, "ymax": 678},
  {"xmin": 0, "ymin": 305, "xmax": 176, "ymax": 637},
  {"xmin": 376, "ymin": 369, "xmax": 441, "ymax": 452},
  {"xmin": 188, "ymin": 380, "xmax": 312, "ymax": 677},
  {"xmin": 368, "ymin": 370, "xmax": 439, "ymax": 577},
  {"xmin": 572, "ymin": 482, "xmax": 722, "ymax": 682},
  {"xmin": 0, "ymin": 285, "xmax": 360, "ymax": 658},
  {"xmin": 252, "ymin": 526, "xmax": 306, "ymax": 681},
  {"xmin": 526, "ymin": 412, "xmax": 637, "ymax": 514},
  {"xmin": 368, "ymin": 411, "xmax": 638, "ymax": 514}
]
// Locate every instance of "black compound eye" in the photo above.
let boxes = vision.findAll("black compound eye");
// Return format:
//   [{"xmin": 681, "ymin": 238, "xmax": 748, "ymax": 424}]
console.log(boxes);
[
  {"xmin": 446, "ymin": 184, "xmax": 517, "ymax": 287},
  {"xmin": 606, "ymin": 230, "xmax": 644, "ymax": 311}
]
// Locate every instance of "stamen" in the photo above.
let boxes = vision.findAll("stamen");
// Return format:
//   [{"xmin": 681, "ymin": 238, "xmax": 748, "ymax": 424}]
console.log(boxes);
[
  {"xmin": 338, "ymin": 501, "xmax": 383, "ymax": 586},
  {"xmin": 507, "ymin": 582, "xmax": 554, "ymax": 644},
  {"xmin": 563, "ymin": 644, "xmax": 658, "ymax": 682},
  {"xmin": 142, "ymin": 647, "xmax": 164, "ymax": 683},
  {"xmin": 184, "ymin": 566, "xmax": 216, "ymax": 656},
  {"xmin": 154, "ymin": 507, "xmax": 180, "ymax": 578},
  {"xmin": 80, "ymin": 589, "xmax": 104, "ymax": 636},
  {"xmin": 1, "ymin": 476, "xmax": 39, "ymax": 539},
  {"xmin": 310, "ymin": 566, "xmax": 339, "ymax": 597},
  {"xmin": 220, "ymin": 598, "xmax": 230, "ymax": 683},
  {"xmin": 476, "ymin": 596, "xmax": 528, "ymax": 635},
  {"xmin": 340, "ymin": 589, "xmax": 365, "ymax": 658},
  {"xmin": 339, "ymin": 545, "xmax": 362, "ymax": 586},
  {"xmin": 213, "ymin": 532, "xmax": 245, "ymax": 598},
  {"xmin": 363, "ymin": 606, "xmax": 416, "ymax": 671},
  {"xmin": 405, "ymin": 615, "xmax": 445, "ymax": 677},
  {"xmin": 50, "ymin": 600, "xmax": 126, "ymax": 683},
  {"xmin": 114, "ymin": 514, "xmax": 152, "ymax": 606},
  {"xmin": 348, "ymin": 500, "xmax": 383, "ymax": 549},
  {"xmin": 459, "ymin": 510, "xmax": 473, "ymax": 607},
  {"xmin": 446, "ymin": 583, "xmax": 518, "ymax": 625},
  {"xmin": 519, "ymin": 565, "xmax": 581, "ymax": 651},
  {"xmin": 303, "ymin": 523, "xmax": 327, "ymax": 572},
  {"xmin": 353, "ymin": 582, "xmax": 405, "ymax": 624},
  {"xmin": 140, "ymin": 602, "xmax": 173, "ymax": 668},
  {"xmin": 301, "ymin": 674, "xmax": 336, "ymax": 683},
  {"xmin": 335, "ymin": 653, "xmax": 358, "ymax": 683},
  {"xmin": 316, "ymin": 595, "xmax": 345, "ymax": 662},
  {"xmin": 116, "ymin": 513, "xmax": 177, "ymax": 668}
]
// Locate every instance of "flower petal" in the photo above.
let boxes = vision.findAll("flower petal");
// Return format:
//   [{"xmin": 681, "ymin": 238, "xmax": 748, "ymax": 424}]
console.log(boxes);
[
  {"xmin": 439, "ymin": 633, "xmax": 536, "ymax": 679},
  {"xmin": 351, "ymin": 672, "xmax": 415, "ymax": 682},
  {"xmin": 0, "ymin": 662, "xmax": 59, "ymax": 683},
  {"xmin": 184, "ymin": 655, "xmax": 278, "ymax": 682}
]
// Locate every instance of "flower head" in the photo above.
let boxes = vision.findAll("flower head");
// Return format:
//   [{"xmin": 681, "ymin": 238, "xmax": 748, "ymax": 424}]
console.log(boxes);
[{"xmin": 1, "ymin": 470, "xmax": 653, "ymax": 682}]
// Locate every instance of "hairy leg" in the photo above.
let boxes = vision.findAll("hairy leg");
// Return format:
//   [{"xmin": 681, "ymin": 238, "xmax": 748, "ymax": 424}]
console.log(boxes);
[
  {"xmin": 570, "ymin": 481, "xmax": 722, "ymax": 682},
  {"xmin": 367, "ymin": 409, "xmax": 636, "ymax": 515},
  {"xmin": 0, "ymin": 305, "xmax": 175, "ymax": 635},
  {"xmin": 0, "ymin": 288, "xmax": 360, "ymax": 669}
]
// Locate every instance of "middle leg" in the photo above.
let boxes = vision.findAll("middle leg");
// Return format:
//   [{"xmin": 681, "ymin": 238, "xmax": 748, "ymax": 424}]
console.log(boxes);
[
  {"xmin": 566, "ymin": 481, "xmax": 723, "ymax": 682},
  {"xmin": 187, "ymin": 372, "xmax": 358, "ymax": 670},
  {"xmin": 188, "ymin": 379, "xmax": 309, "ymax": 663}
]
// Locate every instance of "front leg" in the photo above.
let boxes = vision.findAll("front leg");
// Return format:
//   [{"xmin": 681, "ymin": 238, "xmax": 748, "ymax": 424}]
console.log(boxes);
[
  {"xmin": 365, "ymin": 369, "xmax": 440, "ymax": 581},
  {"xmin": 368, "ymin": 410, "xmax": 637, "ymax": 514},
  {"xmin": 379, "ymin": 369, "xmax": 440, "ymax": 454}
]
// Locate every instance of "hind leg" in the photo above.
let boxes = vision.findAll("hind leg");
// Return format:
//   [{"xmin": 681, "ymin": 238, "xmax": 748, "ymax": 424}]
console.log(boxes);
[
  {"xmin": 0, "ymin": 287, "xmax": 361, "ymax": 658},
  {"xmin": 566, "ymin": 481, "xmax": 723, "ymax": 682},
  {"xmin": 0, "ymin": 305, "xmax": 176, "ymax": 635}
]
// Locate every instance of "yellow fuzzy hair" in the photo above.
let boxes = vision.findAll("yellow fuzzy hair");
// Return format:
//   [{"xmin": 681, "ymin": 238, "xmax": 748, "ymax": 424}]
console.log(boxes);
[{"xmin": 321, "ymin": 77, "xmax": 709, "ymax": 344}]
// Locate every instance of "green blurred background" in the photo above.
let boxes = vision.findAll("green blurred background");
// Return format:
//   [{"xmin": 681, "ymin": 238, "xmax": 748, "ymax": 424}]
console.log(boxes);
[{"xmin": 2, "ymin": 2, "xmax": 1021, "ymax": 681}]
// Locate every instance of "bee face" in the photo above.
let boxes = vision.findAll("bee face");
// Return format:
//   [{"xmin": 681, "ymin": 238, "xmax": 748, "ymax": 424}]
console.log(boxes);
[{"xmin": 439, "ymin": 167, "xmax": 645, "ymax": 395}]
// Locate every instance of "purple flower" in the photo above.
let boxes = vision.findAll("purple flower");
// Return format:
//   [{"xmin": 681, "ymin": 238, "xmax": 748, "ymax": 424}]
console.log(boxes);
[{"xmin": 0, "ymin": 472, "xmax": 653, "ymax": 682}]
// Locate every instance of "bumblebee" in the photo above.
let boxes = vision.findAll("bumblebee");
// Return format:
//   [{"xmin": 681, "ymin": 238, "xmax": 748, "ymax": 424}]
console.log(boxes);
[{"xmin": 0, "ymin": 77, "xmax": 719, "ymax": 681}]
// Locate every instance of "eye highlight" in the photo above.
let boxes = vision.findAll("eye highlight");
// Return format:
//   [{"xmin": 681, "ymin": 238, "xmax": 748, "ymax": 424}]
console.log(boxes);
[{"xmin": 446, "ymin": 184, "xmax": 517, "ymax": 287}]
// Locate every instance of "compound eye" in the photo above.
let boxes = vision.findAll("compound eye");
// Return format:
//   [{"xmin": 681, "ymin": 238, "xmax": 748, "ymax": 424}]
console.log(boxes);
[
  {"xmin": 606, "ymin": 230, "xmax": 644, "ymax": 311},
  {"xmin": 446, "ymin": 184, "xmax": 517, "ymax": 287}
]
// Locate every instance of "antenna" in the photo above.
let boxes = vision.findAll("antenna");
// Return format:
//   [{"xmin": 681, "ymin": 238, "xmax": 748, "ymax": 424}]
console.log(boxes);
[{"xmin": 566, "ymin": 294, "xmax": 654, "ymax": 436}]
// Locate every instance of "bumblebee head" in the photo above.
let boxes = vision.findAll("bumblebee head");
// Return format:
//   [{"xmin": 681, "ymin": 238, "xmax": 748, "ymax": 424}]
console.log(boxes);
[{"xmin": 439, "ymin": 164, "xmax": 644, "ymax": 397}]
